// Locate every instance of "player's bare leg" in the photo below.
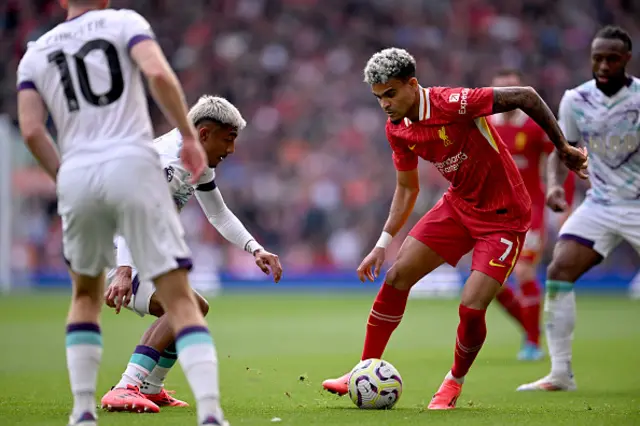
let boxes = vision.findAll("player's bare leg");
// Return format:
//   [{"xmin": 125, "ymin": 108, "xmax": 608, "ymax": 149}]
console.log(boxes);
[
  {"xmin": 517, "ymin": 239, "xmax": 601, "ymax": 392},
  {"xmin": 496, "ymin": 258, "xmax": 543, "ymax": 361},
  {"xmin": 66, "ymin": 271, "xmax": 104, "ymax": 426},
  {"xmin": 153, "ymin": 268, "xmax": 227, "ymax": 425},
  {"xmin": 322, "ymin": 236, "xmax": 445, "ymax": 396},
  {"xmin": 428, "ymin": 270, "xmax": 501, "ymax": 410},
  {"xmin": 102, "ymin": 291, "xmax": 209, "ymax": 410}
]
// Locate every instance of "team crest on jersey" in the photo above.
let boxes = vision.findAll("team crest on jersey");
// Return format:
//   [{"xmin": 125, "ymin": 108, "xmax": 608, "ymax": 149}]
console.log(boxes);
[
  {"xmin": 439, "ymin": 126, "xmax": 453, "ymax": 147},
  {"xmin": 165, "ymin": 166, "xmax": 175, "ymax": 182},
  {"xmin": 515, "ymin": 132, "xmax": 527, "ymax": 150},
  {"xmin": 448, "ymin": 93, "xmax": 460, "ymax": 102}
]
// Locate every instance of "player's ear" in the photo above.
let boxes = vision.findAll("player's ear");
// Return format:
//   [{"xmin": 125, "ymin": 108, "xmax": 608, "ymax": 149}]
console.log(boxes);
[
  {"xmin": 58, "ymin": 0, "xmax": 69, "ymax": 10},
  {"xmin": 198, "ymin": 126, "xmax": 209, "ymax": 143},
  {"xmin": 408, "ymin": 77, "xmax": 418, "ymax": 88}
]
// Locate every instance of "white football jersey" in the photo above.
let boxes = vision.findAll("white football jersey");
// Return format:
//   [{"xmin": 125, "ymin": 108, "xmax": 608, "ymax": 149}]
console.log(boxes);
[
  {"xmin": 559, "ymin": 77, "xmax": 640, "ymax": 204},
  {"xmin": 154, "ymin": 128, "xmax": 216, "ymax": 211},
  {"xmin": 16, "ymin": 9, "xmax": 157, "ymax": 169}
]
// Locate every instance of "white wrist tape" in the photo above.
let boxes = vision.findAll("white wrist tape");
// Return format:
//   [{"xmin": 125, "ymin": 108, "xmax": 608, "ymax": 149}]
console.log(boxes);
[
  {"xmin": 375, "ymin": 231, "xmax": 393, "ymax": 249},
  {"xmin": 245, "ymin": 239, "xmax": 264, "ymax": 254}
]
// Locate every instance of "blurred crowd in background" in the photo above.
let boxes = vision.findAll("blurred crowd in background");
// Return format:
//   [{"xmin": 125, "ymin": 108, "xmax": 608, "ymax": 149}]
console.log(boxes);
[{"xmin": 1, "ymin": 0, "xmax": 640, "ymax": 279}]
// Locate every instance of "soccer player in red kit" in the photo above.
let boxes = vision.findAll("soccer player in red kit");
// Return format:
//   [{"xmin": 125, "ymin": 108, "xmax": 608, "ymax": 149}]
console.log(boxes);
[
  {"xmin": 488, "ymin": 69, "xmax": 577, "ymax": 361},
  {"xmin": 322, "ymin": 48, "xmax": 588, "ymax": 409}
]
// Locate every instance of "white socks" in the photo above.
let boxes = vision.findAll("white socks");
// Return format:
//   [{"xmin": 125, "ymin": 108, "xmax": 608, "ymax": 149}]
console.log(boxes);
[
  {"xmin": 115, "ymin": 345, "xmax": 160, "ymax": 389},
  {"xmin": 175, "ymin": 326, "xmax": 224, "ymax": 424},
  {"xmin": 544, "ymin": 280, "xmax": 576, "ymax": 379},
  {"xmin": 66, "ymin": 323, "xmax": 103, "ymax": 420}
]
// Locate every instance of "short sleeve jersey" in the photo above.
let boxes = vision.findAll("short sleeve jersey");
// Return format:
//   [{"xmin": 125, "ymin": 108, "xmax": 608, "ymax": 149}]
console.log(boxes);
[
  {"xmin": 16, "ymin": 9, "xmax": 157, "ymax": 169},
  {"xmin": 386, "ymin": 86, "xmax": 531, "ymax": 220}
]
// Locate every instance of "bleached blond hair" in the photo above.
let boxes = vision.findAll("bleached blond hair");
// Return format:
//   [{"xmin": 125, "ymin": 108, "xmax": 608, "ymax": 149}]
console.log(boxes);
[
  {"xmin": 188, "ymin": 95, "xmax": 247, "ymax": 130},
  {"xmin": 363, "ymin": 48, "xmax": 417, "ymax": 85}
]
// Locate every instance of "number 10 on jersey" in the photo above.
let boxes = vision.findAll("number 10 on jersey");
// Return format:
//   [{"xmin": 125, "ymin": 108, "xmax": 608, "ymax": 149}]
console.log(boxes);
[{"xmin": 48, "ymin": 39, "xmax": 124, "ymax": 112}]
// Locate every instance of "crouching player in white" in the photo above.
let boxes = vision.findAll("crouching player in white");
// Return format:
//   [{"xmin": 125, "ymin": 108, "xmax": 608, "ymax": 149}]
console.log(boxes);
[
  {"xmin": 100, "ymin": 95, "xmax": 283, "ymax": 412},
  {"xmin": 16, "ymin": 1, "xmax": 232, "ymax": 424},
  {"xmin": 518, "ymin": 26, "xmax": 640, "ymax": 391}
]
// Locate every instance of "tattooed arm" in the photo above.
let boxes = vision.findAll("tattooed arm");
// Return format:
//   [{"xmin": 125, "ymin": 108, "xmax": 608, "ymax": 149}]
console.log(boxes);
[
  {"xmin": 492, "ymin": 86, "xmax": 568, "ymax": 150},
  {"xmin": 492, "ymin": 86, "xmax": 589, "ymax": 180}
]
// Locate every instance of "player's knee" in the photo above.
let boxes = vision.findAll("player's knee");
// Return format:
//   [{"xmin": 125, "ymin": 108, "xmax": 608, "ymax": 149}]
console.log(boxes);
[
  {"xmin": 72, "ymin": 276, "xmax": 103, "ymax": 305},
  {"xmin": 384, "ymin": 264, "xmax": 414, "ymax": 291},
  {"xmin": 195, "ymin": 292, "xmax": 209, "ymax": 316},
  {"xmin": 547, "ymin": 255, "xmax": 576, "ymax": 282},
  {"xmin": 148, "ymin": 295, "xmax": 165, "ymax": 317}
]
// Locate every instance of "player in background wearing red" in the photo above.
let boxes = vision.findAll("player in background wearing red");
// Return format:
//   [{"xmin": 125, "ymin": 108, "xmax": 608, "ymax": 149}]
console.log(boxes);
[
  {"xmin": 488, "ymin": 70, "xmax": 576, "ymax": 361},
  {"xmin": 321, "ymin": 48, "xmax": 588, "ymax": 409}
]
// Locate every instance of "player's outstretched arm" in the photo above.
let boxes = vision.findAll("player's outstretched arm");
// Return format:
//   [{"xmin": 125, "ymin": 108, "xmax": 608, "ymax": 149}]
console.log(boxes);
[
  {"xmin": 492, "ymin": 87, "xmax": 567, "ymax": 150},
  {"xmin": 357, "ymin": 168, "xmax": 419, "ymax": 282},
  {"xmin": 17, "ymin": 90, "xmax": 60, "ymax": 181},
  {"xmin": 492, "ymin": 87, "xmax": 588, "ymax": 178},
  {"xmin": 195, "ymin": 187, "xmax": 282, "ymax": 283}
]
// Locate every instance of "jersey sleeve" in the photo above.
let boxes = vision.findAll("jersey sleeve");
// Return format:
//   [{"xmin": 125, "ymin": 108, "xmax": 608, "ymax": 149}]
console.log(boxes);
[
  {"xmin": 119, "ymin": 9, "xmax": 156, "ymax": 52},
  {"xmin": 196, "ymin": 168, "xmax": 216, "ymax": 192},
  {"xmin": 16, "ymin": 47, "xmax": 38, "ymax": 92},
  {"xmin": 386, "ymin": 125, "xmax": 418, "ymax": 171},
  {"xmin": 430, "ymin": 87, "xmax": 494, "ymax": 120},
  {"xmin": 558, "ymin": 90, "xmax": 581, "ymax": 145}
]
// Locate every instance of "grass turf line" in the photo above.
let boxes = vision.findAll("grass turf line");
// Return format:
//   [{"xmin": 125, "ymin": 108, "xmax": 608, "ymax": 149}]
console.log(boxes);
[{"xmin": 0, "ymin": 293, "xmax": 638, "ymax": 425}]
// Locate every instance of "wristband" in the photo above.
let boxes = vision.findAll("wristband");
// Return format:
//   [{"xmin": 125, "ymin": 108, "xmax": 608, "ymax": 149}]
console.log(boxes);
[
  {"xmin": 245, "ymin": 239, "xmax": 264, "ymax": 255},
  {"xmin": 375, "ymin": 231, "xmax": 393, "ymax": 249}
]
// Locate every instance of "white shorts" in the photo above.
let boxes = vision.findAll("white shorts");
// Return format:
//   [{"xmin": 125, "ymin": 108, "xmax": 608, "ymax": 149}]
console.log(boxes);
[
  {"xmin": 106, "ymin": 267, "xmax": 154, "ymax": 317},
  {"xmin": 57, "ymin": 156, "xmax": 192, "ymax": 281},
  {"xmin": 558, "ymin": 198, "xmax": 640, "ymax": 257},
  {"xmin": 106, "ymin": 267, "xmax": 205, "ymax": 317}
]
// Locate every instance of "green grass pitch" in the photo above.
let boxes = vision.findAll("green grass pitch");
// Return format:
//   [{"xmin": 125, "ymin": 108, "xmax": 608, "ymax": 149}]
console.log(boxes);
[{"xmin": 0, "ymin": 291, "xmax": 639, "ymax": 425}]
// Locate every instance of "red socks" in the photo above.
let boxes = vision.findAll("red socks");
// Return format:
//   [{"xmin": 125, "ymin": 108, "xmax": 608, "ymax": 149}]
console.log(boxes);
[
  {"xmin": 451, "ymin": 304, "xmax": 487, "ymax": 379},
  {"xmin": 520, "ymin": 280, "xmax": 541, "ymax": 346},
  {"xmin": 361, "ymin": 284, "xmax": 409, "ymax": 360},
  {"xmin": 496, "ymin": 282, "xmax": 541, "ymax": 346},
  {"xmin": 496, "ymin": 287, "xmax": 526, "ymax": 330}
]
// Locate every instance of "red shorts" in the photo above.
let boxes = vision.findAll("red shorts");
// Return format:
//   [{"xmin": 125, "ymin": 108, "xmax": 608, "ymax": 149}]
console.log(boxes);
[{"xmin": 409, "ymin": 195, "xmax": 529, "ymax": 284}]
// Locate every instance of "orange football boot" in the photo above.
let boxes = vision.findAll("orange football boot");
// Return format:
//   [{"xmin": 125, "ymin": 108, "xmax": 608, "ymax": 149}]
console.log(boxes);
[
  {"xmin": 427, "ymin": 378, "xmax": 463, "ymax": 410},
  {"xmin": 101, "ymin": 385, "xmax": 160, "ymax": 413},
  {"xmin": 144, "ymin": 388, "xmax": 189, "ymax": 407},
  {"xmin": 322, "ymin": 372, "xmax": 350, "ymax": 396}
]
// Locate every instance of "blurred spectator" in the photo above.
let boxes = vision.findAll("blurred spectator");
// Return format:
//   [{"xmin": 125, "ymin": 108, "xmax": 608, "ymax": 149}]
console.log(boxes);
[{"xmin": 2, "ymin": 0, "xmax": 639, "ymax": 276}]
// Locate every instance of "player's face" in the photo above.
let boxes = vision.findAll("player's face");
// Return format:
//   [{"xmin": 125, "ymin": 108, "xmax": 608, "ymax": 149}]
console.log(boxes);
[
  {"xmin": 371, "ymin": 77, "xmax": 418, "ymax": 122},
  {"xmin": 591, "ymin": 38, "xmax": 630, "ymax": 86},
  {"xmin": 199, "ymin": 123, "xmax": 238, "ymax": 167},
  {"xmin": 491, "ymin": 74, "xmax": 521, "ymax": 88}
]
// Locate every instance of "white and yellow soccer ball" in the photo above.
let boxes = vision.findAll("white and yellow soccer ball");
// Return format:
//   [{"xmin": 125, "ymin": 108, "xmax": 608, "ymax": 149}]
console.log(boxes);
[{"xmin": 347, "ymin": 358, "xmax": 403, "ymax": 409}]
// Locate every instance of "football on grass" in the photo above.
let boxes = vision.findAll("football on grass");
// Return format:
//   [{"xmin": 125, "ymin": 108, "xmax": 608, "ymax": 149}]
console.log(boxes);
[{"xmin": 347, "ymin": 358, "xmax": 403, "ymax": 409}]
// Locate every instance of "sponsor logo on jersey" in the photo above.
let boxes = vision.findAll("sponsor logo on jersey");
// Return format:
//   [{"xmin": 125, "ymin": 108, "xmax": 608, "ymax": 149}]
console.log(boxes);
[
  {"xmin": 448, "ymin": 93, "xmax": 460, "ymax": 102},
  {"xmin": 165, "ymin": 166, "xmax": 174, "ymax": 182},
  {"xmin": 433, "ymin": 151, "xmax": 468, "ymax": 174},
  {"xmin": 458, "ymin": 88, "xmax": 470, "ymax": 115},
  {"xmin": 439, "ymin": 126, "xmax": 453, "ymax": 147}
]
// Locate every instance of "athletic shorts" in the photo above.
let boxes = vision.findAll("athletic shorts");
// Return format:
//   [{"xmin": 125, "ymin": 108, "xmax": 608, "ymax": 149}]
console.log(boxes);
[
  {"xmin": 57, "ymin": 156, "xmax": 192, "ymax": 281},
  {"xmin": 408, "ymin": 194, "xmax": 530, "ymax": 284},
  {"xmin": 558, "ymin": 197, "xmax": 640, "ymax": 257}
]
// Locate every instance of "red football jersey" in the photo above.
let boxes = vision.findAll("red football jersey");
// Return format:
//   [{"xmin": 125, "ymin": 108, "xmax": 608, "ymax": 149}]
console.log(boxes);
[
  {"xmin": 387, "ymin": 86, "xmax": 531, "ymax": 222},
  {"xmin": 489, "ymin": 111, "xmax": 575, "ymax": 223}
]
